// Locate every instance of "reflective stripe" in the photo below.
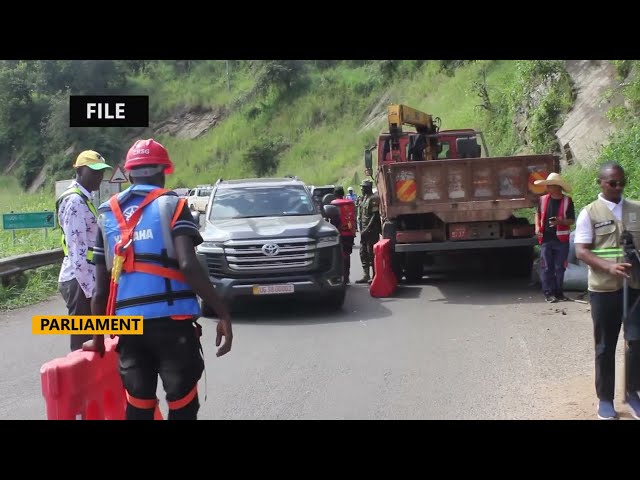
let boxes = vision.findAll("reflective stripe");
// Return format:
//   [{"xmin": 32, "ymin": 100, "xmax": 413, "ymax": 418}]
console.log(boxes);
[
  {"xmin": 167, "ymin": 384, "xmax": 198, "ymax": 410},
  {"xmin": 592, "ymin": 247, "xmax": 623, "ymax": 259},
  {"xmin": 170, "ymin": 198, "xmax": 186, "ymax": 229},
  {"xmin": 125, "ymin": 391, "xmax": 158, "ymax": 410},
  {"xmin": 592, "ymin": 248, "xmax": 623, "ymax": 254}
]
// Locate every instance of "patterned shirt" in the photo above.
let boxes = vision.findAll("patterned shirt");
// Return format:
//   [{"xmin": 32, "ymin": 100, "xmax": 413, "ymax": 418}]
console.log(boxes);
[{"xmin": 57, "ymin": 181, "xmax": 98, "ymax": 298}]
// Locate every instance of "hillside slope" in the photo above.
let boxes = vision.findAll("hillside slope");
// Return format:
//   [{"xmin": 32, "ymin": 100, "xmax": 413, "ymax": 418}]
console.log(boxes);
[
  {"xmin": 4, "ymin": 59, "xmax": 640, "ymax": 310},
  {"xmin": 0, "ymin": 60, "xmax": 578, "ymax": 196}
]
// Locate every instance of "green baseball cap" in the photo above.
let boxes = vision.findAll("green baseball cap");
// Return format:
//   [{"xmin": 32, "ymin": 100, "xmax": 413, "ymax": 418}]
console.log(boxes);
[{"xmin": 73, "ymin": 150, "xmax": 112, "ymax": 170}]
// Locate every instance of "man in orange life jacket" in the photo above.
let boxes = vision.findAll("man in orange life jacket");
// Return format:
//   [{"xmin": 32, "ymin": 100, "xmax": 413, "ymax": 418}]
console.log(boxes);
[
  {"xmin": 331, "ymin": 186, "xmax": 357, "ymax": 284},
  {"xmin": 534, "ymin": 173, "xmax": 575, "ymax": 303},
  {"xmin": 83, "ymin": 139, "xmax": 233, "ymax": 420}
]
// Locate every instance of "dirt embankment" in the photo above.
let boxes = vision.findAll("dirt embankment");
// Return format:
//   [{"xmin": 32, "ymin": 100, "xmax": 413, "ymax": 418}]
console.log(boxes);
[{"xmin": 556, "ymin": 60, "xmax": 626, "ymax": 167}]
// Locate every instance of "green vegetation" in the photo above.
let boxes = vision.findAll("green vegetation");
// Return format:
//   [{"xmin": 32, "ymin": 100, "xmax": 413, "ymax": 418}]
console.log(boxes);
[
  {"xmin": 0, "ymin": 176, "xmax": 58, "ymax": 257},
  {"xmin": 0, "ymin": 59, "xmax": 583, "ymax": 309},
  {"xmin": 0, "ymin": 60, "xmax": 576, "ymax": 193},
  {"xmin": 0, "ymin": 176, "xmax": 59, "ymax": 310}
]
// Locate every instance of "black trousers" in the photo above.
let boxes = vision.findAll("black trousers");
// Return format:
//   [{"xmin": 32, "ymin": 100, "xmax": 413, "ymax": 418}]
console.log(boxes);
[
  {"xmin": 341, "ymin": 235, "xmax": 355, "ymax": 280},
  {"xmin": 59, "ymin": 278, "xmax": 93, "ymax": 352},
  {"xmin": 590, "ymin": 288, "xmax": 640, "ymax": 401},
  {"xmin": 116, "ymin": 318, "xmax": 205, "ymax": 420}
]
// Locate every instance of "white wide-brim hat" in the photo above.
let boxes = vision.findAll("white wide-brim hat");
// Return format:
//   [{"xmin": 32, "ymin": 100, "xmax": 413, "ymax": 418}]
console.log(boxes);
[{"xmin": 534, "ymin": 172, "xmax": 572, "ymax": 193}]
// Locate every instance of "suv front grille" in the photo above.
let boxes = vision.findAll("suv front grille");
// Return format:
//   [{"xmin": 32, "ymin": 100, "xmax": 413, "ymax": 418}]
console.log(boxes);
[
  {"xmin": 205, "ymin": 254, "xmax": 224, "ymax": 276},
  {"xmin": 224, "ymin": 237, "xmax": 316, "ymax": 272}
]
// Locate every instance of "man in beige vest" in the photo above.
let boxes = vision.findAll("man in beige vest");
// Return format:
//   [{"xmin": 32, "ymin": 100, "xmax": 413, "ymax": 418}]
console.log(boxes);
[{"xmin": 575, "ymin": 161, "xmax": 640, "ymax": 420}]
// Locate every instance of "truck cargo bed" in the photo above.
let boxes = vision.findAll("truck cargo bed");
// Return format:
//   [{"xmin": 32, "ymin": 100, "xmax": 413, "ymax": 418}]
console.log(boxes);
[{"xmin": 378, "ymin": 154, "xmax": 559, "ymax": 224}]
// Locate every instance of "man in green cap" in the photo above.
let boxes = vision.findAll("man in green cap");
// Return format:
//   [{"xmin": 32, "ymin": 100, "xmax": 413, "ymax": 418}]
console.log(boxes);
[
  {"xmin": 356, "ymin": 179, "xmax": 381, "ymax": 283},
  {"xmin": 55, "ymin": 150, "xmax": 112, "ymax": 351}
]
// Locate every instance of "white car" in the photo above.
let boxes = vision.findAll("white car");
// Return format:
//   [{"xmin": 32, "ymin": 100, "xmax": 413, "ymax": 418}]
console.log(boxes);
[{"xmin": 187, "ymin": 186, "xmax": 212, "ymax": 213}]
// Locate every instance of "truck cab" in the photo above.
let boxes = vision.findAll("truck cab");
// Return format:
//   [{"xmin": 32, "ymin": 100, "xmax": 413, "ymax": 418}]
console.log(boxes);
[{"xmin": 378, "ymin": 129, "xmax": 489, "ymax": 165}]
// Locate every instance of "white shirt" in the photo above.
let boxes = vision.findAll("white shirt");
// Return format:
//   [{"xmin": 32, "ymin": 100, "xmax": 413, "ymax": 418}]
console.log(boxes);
[
  {"xmin": 574, "ymin": 193, "xmax": 623, "ymax": 245},
  {"xmin": 57, "ymin": 181, "xmax": 98, "ymax": 298}
]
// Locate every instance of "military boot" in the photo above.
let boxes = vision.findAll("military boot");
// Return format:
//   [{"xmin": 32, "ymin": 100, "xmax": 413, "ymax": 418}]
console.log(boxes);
[{"xmin": 355, "ymin": 266, "xmax": 370, "ymax": 284}]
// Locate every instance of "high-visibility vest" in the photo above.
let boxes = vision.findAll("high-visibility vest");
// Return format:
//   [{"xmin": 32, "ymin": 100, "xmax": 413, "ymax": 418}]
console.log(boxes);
[
  {"xmin": 584, "ymin": 198, "xmax": 640, "ymax": 292},
  {"xmin": 55, "ymin": 187, "xmax": 98, "ymax": 263},
  {"xmin": 537, "ymin": 194, "xmax": 571, "ymax": 244}
]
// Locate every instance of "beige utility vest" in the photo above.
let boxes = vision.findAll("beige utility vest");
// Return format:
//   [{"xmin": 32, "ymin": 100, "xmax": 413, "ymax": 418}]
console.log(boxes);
[{"xmin": 584, "ymin": 198, "xmax": 640, "ymax": 292}]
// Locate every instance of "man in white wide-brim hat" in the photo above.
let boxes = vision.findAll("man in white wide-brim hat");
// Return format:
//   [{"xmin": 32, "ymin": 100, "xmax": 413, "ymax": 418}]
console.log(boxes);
[{"xmin": 533, "ymin": 172, "xmax": 576, "ymax": 303}]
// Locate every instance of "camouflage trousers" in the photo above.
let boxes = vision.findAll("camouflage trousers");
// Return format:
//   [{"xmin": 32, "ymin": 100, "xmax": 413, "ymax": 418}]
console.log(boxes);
[{"xmin": 359, "ymin": 233, "xmax": 379, "ymax": 272}]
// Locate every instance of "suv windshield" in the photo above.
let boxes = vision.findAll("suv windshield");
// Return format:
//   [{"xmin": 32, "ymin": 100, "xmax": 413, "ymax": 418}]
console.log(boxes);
[{"xmin": 209, "ymin": 185, "xmax": 316, "ymax": 220}]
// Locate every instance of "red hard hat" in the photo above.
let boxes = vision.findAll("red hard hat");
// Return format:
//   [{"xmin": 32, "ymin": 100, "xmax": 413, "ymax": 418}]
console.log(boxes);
[{"xmin": 124, "ymin": 139, "xmax": 174, "ymax": 174}]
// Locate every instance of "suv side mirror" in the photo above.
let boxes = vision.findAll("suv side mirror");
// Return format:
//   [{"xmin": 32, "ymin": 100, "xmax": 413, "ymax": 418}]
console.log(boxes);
[
  {"xmin": 191, "ymin": 210, "xmax": 201, "ymax": 226},
  {"xmin": 364, "ymin": 150, "xmax": 373, "ymax": 171},
  {"xmin": 323, "ymin": 204, "xmax": 340, "ymax": 220}
]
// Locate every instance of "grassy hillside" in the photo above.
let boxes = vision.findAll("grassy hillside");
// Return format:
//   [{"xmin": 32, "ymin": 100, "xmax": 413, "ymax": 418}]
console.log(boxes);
[
  {"xmin": 0, "ymin": 60, "xmax": 574, "ymax": 194},
  {"xmin": 0, "ymin": 59, "xmax": 579, "ymax": 309},
  {"xmin": 138, "ymin": 60, "xmax": 573, "ymax": 190}
]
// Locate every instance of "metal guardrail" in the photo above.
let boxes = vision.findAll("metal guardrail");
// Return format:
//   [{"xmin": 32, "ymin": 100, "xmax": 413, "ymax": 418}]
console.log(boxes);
[{"xmin": 0, "ymin": 249, "xmax": 64, "ymax": 279}]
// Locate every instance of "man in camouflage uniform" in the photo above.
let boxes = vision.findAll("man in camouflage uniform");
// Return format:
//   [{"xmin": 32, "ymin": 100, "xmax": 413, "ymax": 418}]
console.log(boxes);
[
  {"xmin": 356, "ymin": 180, "xmax": 381, "ymax": 284},
  {"xmin": 355, "ymin": 194, "xmax": 362, "ymax": 233}
]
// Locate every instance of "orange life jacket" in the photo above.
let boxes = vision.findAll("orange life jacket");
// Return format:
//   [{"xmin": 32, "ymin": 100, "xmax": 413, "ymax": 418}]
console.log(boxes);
[{"xmin": 331, "ymin": 198, "xmax": 356, "ymax": 237}]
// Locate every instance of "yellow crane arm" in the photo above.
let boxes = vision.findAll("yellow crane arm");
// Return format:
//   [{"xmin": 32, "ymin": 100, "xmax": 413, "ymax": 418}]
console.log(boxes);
[{"xmin": 388, "ymin": 104, "xmax": 434, "ymax": 135}]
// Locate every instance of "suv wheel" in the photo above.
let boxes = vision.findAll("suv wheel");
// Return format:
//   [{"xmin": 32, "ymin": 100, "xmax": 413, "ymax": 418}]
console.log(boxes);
[{"xmin": 325, "ymin": 288, "xmax": 346, "ymax": 311}]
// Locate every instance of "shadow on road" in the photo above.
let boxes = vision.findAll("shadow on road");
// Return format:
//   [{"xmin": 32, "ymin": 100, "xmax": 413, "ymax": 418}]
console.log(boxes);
[
  {"xmin": 424, "ymin": 272, "xmax": 544, "ymax": 306},
  {"xmin": 379, "ymin": 267, "xmax": 550, "ymax": 306},
  {"xmin": 385, "ymin": 285, "xmax": 422, "ymax": 299},
  {"xmin": 202, "ymin": 283, "xmax": 393, "ymax": 326}
]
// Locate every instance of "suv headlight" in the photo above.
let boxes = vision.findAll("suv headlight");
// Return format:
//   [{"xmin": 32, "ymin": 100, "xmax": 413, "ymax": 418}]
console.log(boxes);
[
  {"xmin": 317, "ymin": 235, "xmax": 339, "ymax": 248},
  {"xmin": 198, "ymin": 241, "xmax": 224, "ymax": 254}
]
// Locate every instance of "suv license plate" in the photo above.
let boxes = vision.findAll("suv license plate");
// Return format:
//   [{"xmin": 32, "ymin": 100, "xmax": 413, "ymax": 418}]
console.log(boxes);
[{"xmin": 252, "ymin": 284, "xmax": 295, "ymax": 295}]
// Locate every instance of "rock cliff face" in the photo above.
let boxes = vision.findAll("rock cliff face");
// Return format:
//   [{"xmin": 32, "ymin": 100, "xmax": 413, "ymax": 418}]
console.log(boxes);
[
  {"xmin": 555, "ymin": 60, "xmax": 625, "ymax": 167},
  {"xmin": 152, "ymin": 107, "xmax": 225, "ymax": 140}
]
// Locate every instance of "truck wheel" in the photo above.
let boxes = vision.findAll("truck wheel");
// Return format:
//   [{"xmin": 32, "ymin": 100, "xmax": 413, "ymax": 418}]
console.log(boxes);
[
  {"xmin": 403, "ymin": 253, "xmax": 424, "ymax": 283},
  {"xmin": 392, "ymin": 252, "xmax": 404, "ymax": 282},
  {"xmin": 325, "ymin": 288, "xmax": 346, "ymax": 311},
  {"xmin": 507, "ymin": 246, "xmax": 534, "ymax": 278},
  {"xmin": 382, "ymin": 222, "xmax": 403, "ymax": 281}
]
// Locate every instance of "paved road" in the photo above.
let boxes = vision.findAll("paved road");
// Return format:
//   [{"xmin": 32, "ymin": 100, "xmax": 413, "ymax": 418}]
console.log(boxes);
[{"xmin": 0, "ymin": 245, "xmax": 631, "ymax": 420}]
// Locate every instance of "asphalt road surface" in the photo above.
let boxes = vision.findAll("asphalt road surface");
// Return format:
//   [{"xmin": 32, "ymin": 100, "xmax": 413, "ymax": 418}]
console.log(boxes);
[{"xmin": 0, "ymin": 243, "xmax": 632, "ymax": 420}]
